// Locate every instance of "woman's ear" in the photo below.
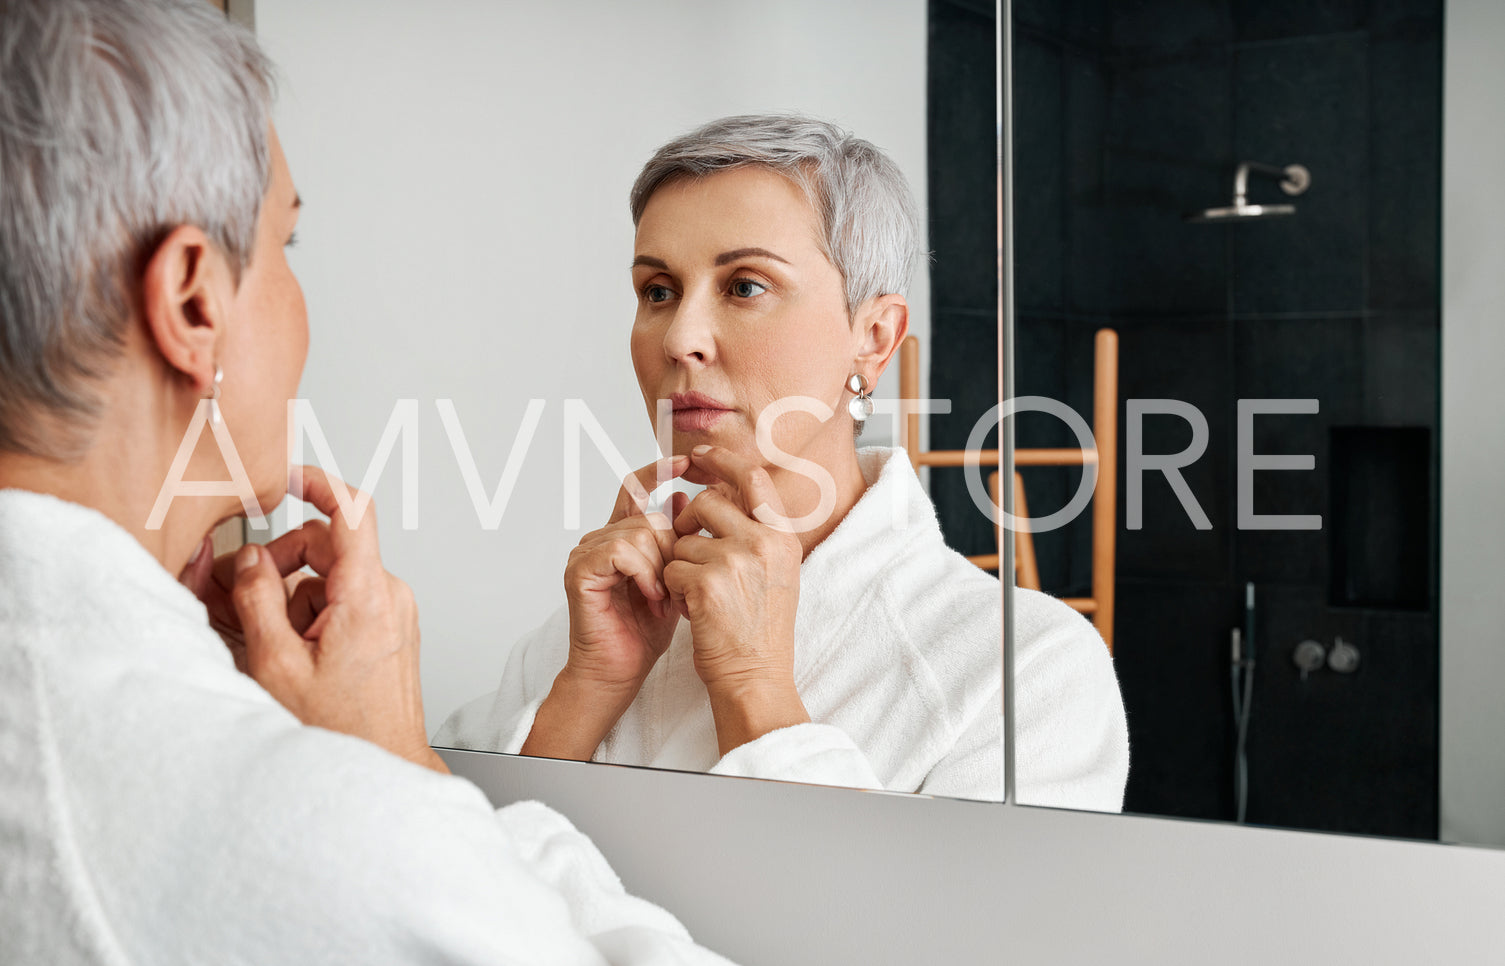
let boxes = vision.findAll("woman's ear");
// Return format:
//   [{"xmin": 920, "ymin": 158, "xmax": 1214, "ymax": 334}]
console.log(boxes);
[
  {"xmin": 852, "ymin": 293, "xmax": 910, "ymax": 382},
  {"xmin": 140, "ymin": 225, "xmax": 231, "ymax": 394}
]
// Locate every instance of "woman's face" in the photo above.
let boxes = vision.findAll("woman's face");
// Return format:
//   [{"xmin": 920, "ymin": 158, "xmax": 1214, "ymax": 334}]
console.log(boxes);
[
  {"xmin": 630, "ymin": 166, "xmax": 864, "ymax": 479},
  {"xmin": 222, "ymin": 127, "xmax": 308, "ymax": 510}
]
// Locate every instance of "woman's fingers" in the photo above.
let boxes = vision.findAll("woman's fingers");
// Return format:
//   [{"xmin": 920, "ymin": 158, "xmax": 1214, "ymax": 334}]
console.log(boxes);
[
  {"xmin": 232, "ymin": 544, "xmax": 312, "ymax": 687},
  {"xmin": 286, "ymin": 574, "xmax": 328, "ymax": 635},
  {"xmin": 215, "ymin": 478, "xmax": 435, "ymax": 771},
  {"xmin": 261, "ymin": 520, "xmax": 336, "ymax": 577},
  {"xmin": 673, "ymin": 486, "xmax": 758, "ymax": 540},
  {"xmin": 661, "ymin": 558, "xmax": 696, "ymax": 619},
  {"xmin": 579, "ymin": 513, "xmax": 677, "ymax": 577},
  {"xmin": 208, "ymin": 521, "xmax": 335, "ymax": 605},
  {"xmin": 209, "ymin": 551, "xmax": 240, "ymax": 600},
  {"xmin": 639, "ymin": 511, "xmax": 679, "ymax": 566},
  {"xmin": 571, "ymin": 529, "xmax": 669, "ymax": 601},
  {"xmin": 604, "ymin": 511, "xmax": 678, "ymax": 568},
  {"xmin": 288, "ymin": 465, "xmax": 380, "ymax": 562},
  {"xmin": 670, "ymin": 532, "xmax": 718, "ymax": 566},
  {"xmin": 606, "ymin": 543, "xmax": 668, "ymax": 601},
  {"xmin": 608, "ymin": 455, "xmax": 691, "ymax": 524},
  {"xmin": 684, "ymin": 444, "xmax": 755, "ymax": 494},
  {"xmin": 199, "ymin": 522, "xmax": 333, "ymax": 637},
  {"xmin": 685, "ymin": 444, "xmax": 791, "ymax": 529},
  {"xmin": 177, "ymin": 534, "xmax": 215, "ymax": 596}
]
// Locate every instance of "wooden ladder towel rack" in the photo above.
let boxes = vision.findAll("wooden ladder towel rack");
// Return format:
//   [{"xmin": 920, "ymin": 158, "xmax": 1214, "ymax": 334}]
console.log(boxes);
[{"xmin": 897, "ymin": 329, "xmax": 1118, "ymax": 653}]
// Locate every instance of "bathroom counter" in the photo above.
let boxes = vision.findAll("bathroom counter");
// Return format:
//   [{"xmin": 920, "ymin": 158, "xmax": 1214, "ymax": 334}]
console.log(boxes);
[{"xmin": 441, "ymin": 748, "xmax": 1504, "ymax": 964}]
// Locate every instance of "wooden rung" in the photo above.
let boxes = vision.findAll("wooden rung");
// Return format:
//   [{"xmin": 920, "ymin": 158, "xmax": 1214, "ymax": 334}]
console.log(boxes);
[
  {"xmin": 1062, "ymin": 598, "xmax": 1098, "ymax": 615},
  {"xmin": 914, "ymin": 450, "xmax": 1001, "ymax": 469},
  {"xmin": 899, "ymin": 336, "xmax": 920, "ymax": 465},
  {"xmin": 1015, "ymin": 449, "xmax": 1099, "ymax": 467}
]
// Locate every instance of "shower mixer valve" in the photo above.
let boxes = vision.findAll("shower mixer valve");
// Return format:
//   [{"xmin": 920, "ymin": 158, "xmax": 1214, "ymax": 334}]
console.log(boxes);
[
  {"xmin": 1291, "ymin": 636, "xmax": 1361, "ymax": 679},
  {"xmin": 1328, "ymin": 636, "xmax": 1360, "ymax": 674},
  {"xmin": 1293, "ymin": 639, "xmax": 1327, "ymax": 680}
]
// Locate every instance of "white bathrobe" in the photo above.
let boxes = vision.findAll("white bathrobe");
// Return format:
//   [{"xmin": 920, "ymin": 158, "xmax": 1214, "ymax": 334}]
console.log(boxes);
[
  {"xmin": 0, "ymin": 490, "xmax": 731, "ymax": 965},
  {"xmin": 437, "ymin": 448, "xmax": 1128, "ymax": 810}
]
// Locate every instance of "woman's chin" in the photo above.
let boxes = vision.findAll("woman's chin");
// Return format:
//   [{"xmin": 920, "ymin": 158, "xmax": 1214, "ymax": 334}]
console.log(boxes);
[
  {"xmin": 253, "ymin": 484, "xmax": 287, "ymax": 519},
  {"xmin": 679, "ymin": 449, "xmax": 767, "ymax": 488}
]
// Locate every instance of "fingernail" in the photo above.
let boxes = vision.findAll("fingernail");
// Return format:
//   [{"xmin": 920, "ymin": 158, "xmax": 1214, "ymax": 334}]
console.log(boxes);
[
  {"xmin": 655, "ymin": 580, "xmax": 667, "ymax": 598},
  {"xmin": 692, "ymin": 444, "xmax": 711, "ymax": 456},
  {"xmin": 187, "ymin": 535, "xmax": 207, "ymax": 566},
  {"xmin": 236, "ymin": 544, "xmax": 259, "ymax": 573}
]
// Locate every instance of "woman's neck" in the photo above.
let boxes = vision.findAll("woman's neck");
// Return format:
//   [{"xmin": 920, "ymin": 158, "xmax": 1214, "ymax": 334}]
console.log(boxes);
[
  {"xmin": 0, "ymin": 399, "xmax": 230, "ymax": 578},
  {"xmin": 765, "ymin": 442, "xmax": 870, "ymax": 559}
]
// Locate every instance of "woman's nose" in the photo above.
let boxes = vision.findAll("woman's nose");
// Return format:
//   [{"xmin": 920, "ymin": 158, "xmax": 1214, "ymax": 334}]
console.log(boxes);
[{"xmin": 661, "ymin": 291, "xmax": 716, "ymax": 366}]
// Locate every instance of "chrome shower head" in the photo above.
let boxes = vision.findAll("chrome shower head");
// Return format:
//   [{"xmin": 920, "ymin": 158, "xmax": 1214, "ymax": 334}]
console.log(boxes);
[
  {"xmin": 1185, "ymin": 161, "xmax": 1310, "ymax": 224},
  {"xmin": 1184, "ymin": 203, "xmax": 1297, "ymax": 223}
]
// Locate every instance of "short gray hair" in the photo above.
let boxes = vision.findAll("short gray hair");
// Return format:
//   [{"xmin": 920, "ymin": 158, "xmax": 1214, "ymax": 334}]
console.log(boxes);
[
  {"xmin": 628, "ymin": 114, "xmax": 921, "ymax": 316},
  {"xmin": 0, "ymin": 0, "xmax": 274, "ymax": 458}
]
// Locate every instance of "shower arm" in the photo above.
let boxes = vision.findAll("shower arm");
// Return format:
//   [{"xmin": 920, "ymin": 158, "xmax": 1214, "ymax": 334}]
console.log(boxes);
[{"xmin": 1233, "ymin": 161, "xmax": 1311, "ymax": 207}]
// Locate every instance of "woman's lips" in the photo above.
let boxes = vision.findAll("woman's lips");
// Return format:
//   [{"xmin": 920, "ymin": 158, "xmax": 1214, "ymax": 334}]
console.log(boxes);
[
  {"xmin": 672, "ymin": 407, "xmax": 729, "ymax": 432},
  {"xmin": 670, "ymin": 391, "xmax": 731, "ymax": 433}
]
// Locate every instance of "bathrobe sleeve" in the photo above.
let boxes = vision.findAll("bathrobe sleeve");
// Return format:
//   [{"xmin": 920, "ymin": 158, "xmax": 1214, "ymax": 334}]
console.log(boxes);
[
  {"xmin": 1012, "ymin": 589, "xmax": 1130, "ymax": 811},
  {"xmin": 706, "ymin": 723, "xmax": 885, "ymax": 789},
  {"xmin": 265, "ymin": 750, "xmax": 732, "ymax": 966},
  {"xmin": 12, "ymin": 646, "xmax": 734, "ymax": 965},
  {"xmin": 154, "ymin": 706, "xmax": 731, "ymax": 965},
  {"xmin": 704, "ymin": 710, "xmax": 1002, "ymax": 801}
]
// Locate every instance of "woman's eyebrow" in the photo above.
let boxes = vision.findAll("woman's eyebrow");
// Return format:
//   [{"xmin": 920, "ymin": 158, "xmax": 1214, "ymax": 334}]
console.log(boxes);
[
  {"xmin": 714, "ymin": 247, "xmax": 789, "ymax": 266},
  {"xmin": 631, "ymin": 255, "xmax": 668, "ymax": 269}
]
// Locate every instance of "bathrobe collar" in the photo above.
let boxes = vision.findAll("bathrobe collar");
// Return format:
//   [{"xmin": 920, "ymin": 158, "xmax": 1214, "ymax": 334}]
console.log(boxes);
[
  {"xmin": 795, "ymin": 446, "xmax": 943, "ymax": 634},
  {"xmin": 0, "ymin": 487, "xmax": 211, "ymax": 634}
]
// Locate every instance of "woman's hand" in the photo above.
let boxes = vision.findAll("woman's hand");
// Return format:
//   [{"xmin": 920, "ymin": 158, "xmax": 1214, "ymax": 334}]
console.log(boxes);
[
  {"xmin": 562, "ymin": 455, "xmax": 691, "ymax": 690},
  {"xmin": 522, "ymin": 456, "xmax": 690, "ymax": 761},
  {"xmin": 665, "ymin": 444, "xmax": 810, "ymax": 756},
  {"xmin": 227, "ymin": 466, "xmax": 446, "ymax": 774},
  {"xmin": 178, "ymin": 526, "xmax": 335, "ymax": 674}
]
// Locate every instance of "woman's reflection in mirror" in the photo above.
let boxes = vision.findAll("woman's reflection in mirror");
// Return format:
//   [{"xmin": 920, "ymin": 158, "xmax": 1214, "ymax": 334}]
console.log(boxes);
[{"xmin": 436, "ymin": 114, "xmax": 1128, "ymax": 808}]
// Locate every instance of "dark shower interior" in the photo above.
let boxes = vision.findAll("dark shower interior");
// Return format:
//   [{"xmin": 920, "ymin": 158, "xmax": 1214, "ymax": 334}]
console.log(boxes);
[{"xmin": 929, "ymin": 0, "xmax": 1444, "ymax": 838}]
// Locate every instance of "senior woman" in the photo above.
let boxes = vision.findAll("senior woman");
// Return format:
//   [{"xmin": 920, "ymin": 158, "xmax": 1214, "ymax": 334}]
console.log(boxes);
[
  {"xmin": 0, "ymin": 1, "xmax": 731, "ymax": 961},
  {"xmin": 437, "ymin": 115, "xmax": 1129, "ymax": 809}
]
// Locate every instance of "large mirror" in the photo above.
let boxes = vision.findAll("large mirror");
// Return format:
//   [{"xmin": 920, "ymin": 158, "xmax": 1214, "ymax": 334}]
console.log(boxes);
[
  {"xmin": 253, "ymin": 0, "xmax": 1007, "ymax": 801},
  {"xmin": 1010, "ymin": 0, "xmax": 1505, "ymax": 849}
]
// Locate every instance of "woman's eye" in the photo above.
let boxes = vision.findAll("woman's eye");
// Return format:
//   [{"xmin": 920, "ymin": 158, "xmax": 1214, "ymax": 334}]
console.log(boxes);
[
  {"xmin": 730, "ymin": 278, "xmax": 767, "ymax": 298},
  {"xmin": 644, "ymin": 284, "xmax": 674, "ymax": 304}
]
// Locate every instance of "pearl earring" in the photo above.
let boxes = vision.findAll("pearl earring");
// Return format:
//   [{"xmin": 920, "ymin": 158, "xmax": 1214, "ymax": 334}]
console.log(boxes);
[
  {"xmin": 847, "ymin": 373, "xmax": 874, "ymax": 422},
  {"xmin": 208, "ymin": 366, "xmax": 224, "ymax": 424}
]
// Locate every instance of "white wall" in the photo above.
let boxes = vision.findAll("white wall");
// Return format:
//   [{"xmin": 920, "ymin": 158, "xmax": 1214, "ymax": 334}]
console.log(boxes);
[
  {"xmin": 253, "ymin": 0, "xmax": 930, "ymax": 733},
  {"xmin": 1440, "ymin": 0, "xmax": 1505, "ymax": 847}
]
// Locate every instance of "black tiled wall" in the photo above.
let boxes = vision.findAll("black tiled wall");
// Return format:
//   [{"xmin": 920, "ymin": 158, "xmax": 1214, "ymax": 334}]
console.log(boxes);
[
  {"xmin": 1008, "ymin": 0, "xmax": 1442, "ymax": 838},
  {"xmin": 928, "ymin": 0, "xmax": 1002, "ymax": 558}
]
